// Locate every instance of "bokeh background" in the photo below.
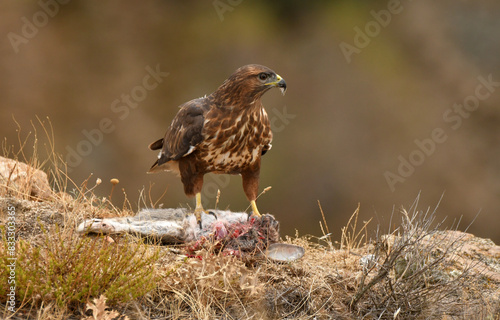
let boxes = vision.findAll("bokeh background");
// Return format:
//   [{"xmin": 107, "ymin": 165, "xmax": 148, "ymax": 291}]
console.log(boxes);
[{"xmin": 1, "ymin": 1, "xmax": 499, "ymax": 243}]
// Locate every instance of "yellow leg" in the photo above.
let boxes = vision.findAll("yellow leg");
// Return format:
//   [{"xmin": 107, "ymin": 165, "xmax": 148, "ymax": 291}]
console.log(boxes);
[
  {"xmin": 193, "ymin": 193, "xmax": 205, "ymax": 223},
  {"xmin": 195, "ymin": 193, "xmax": 203, "ymax": 210},
  {"xmin": 250, "ymin": 200, "xmax": 261, "ymax": 217}
]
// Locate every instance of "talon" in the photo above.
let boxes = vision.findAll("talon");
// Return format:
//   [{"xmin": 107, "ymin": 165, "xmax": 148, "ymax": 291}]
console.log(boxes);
[
  {"xmin": 194, "ymin": 207, "xmax": 214, "ymax": 229},
  {"xmin": 194, "ymin": 209, "xmax": 217, "ymax": 228},
  {"xmin": 208, "ymin": 210, "xmax": 218, "ymax": 220}
]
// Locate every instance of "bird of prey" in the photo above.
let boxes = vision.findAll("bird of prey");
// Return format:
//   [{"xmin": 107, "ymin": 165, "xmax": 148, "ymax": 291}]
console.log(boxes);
[{"xmin": 148, "ymin": 64, "xmax": 287, "ymax": 225}]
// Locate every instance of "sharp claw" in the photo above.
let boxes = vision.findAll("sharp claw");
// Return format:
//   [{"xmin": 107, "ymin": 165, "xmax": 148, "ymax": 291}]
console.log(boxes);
[
  {"xmin": 208, "ymin": 210, "xmax": 217, "ymax": 220},
  {"xmin": 194, "ymin": 208, "xmax": 218, "ymax": 229}
]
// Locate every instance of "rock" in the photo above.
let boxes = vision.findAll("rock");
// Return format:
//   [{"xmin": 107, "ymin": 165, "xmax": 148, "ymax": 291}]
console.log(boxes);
[
  {"xmin": 0, "ymin": 156, "xmax": 53, "ymax": 200},
  {"xmin": 265, "ymin": 243, "xmax": 305, "ymax": 262},
  {"xmin": 380, "ymin": 230, "xmax": 500, "ymax": 283},
  {"xmin": 431, "ymin": 230, "xmax": 500, "ymax": 283},
  {"xmin": 0, "ymin": 197, "xmax": 64, "ymax": 240}
]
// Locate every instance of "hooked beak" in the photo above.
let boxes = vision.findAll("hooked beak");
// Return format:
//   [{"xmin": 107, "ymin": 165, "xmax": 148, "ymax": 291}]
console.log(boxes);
[{"xmin": 266, "ymin": 74, "xmax": 287, "ymax": 95}]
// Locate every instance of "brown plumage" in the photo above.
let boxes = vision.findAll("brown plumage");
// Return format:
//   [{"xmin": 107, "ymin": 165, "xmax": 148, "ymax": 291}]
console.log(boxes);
[{"xmin": 148, "ymin": 64, "xmax": 287, "ymax": 223}]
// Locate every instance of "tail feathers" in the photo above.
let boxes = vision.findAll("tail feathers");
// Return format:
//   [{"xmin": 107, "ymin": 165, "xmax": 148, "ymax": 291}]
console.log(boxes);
[
  {"xmin": 148, "ymin": 138, "xmax": 180, "ymax": 175},
  {"xmin": 148, "ymin": 138, "xmax": 166, "ymax": 173},
  {"xmin": 149, "ymin": 138, "xmax": 163, "ymax": 150},
  {"xmin": 147, "ymin": 160, "xmax": 161, "ymax": 173},
  {"xmin": 147, "ymin": 159, "xmax": 180, "ymax": 175}
]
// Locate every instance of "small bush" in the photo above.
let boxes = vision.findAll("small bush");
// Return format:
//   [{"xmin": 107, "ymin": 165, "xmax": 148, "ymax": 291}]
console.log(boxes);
[
  {"xmin": 349, "ymin": 200, "xmax": 486, "ymax": 319},
  {"xmin": 0, "ymin": 226, "xmax": 160, "ymax": 308}
]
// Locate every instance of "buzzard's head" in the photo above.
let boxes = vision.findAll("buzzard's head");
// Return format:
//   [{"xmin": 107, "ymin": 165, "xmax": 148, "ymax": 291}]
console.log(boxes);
[
  {"xmin": 214, "ymin": 64, "xmax": 287, "ymax": 105},
  {"xmin": 235, "ymin": 64, "xmax": 287, "ymax": 95}
]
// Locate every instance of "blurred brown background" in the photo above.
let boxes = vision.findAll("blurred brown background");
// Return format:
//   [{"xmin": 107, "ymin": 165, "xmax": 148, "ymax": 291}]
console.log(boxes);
[{"xmin": 1, "ymin": 1, "xmax": 499, "ymax": 243}]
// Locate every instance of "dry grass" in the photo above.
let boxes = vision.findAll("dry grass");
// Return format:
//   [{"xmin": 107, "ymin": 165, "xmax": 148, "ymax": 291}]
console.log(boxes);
[
  {"xmin": 0, "ymin": 119, "xmax": 499, "ymax": 319},
  {"xmin": 6, "ymin": 227, "xmax": 158, "ymax": 306}
]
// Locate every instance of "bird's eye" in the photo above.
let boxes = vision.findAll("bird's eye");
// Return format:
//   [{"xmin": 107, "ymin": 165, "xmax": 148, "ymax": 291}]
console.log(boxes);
[{"xmin": 258, "ymin": 73, "xmax": 268, "ymax": 81}]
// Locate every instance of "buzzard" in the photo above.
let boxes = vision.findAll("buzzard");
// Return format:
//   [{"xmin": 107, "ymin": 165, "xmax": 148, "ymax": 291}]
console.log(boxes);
[{"xmin": 148, "ymin": 64, "xmax": 287, "ymax": 225}]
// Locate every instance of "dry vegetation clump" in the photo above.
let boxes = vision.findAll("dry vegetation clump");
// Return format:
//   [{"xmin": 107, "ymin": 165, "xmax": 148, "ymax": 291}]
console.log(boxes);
[
  {"xmin": 1, "ymin": 227, "xmax": 159, "ymax": 307},
  {"xmin": 0, "ymin": 120, "xmax": 499, "ymax": 319},
  {"xmin": 148, "ymin": 251, "xmax": 265, "ymax": 319},
  {"xmin": 347, "ymin": 201, "xmax": 491, "ymax": 319},
  {"xmin": 0, "ymin": 119, "xmax": 161, "ymax": 318}
]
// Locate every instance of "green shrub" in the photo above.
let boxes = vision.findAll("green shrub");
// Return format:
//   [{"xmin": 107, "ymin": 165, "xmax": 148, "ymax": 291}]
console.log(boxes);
[{"xmin": 1, "ymin": 226, "xmax": 160, "ymax": 307}]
